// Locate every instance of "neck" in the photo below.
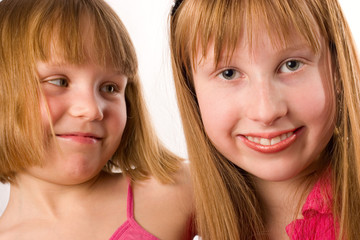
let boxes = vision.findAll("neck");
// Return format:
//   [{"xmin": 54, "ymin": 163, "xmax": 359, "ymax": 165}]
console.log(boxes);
[
  {"xmin": 254, "ymin": 175, "xmax": 311, "ymax": 239},
  {"xmin": 7, "ymin": 171, "xmax": 106, "ymax": 219}
]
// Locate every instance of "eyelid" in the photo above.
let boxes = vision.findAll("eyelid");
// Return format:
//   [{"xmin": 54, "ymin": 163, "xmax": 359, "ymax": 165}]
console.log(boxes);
[
  {"xmin": 100, "ymin": 82, "xmax": 121, "ymax": 94},
  {"xmin": 216, "ymin": 67, "xmax": 244, "ymax": 81},
  {"xmin": 44, "ymin": 77, "xmax": 69, "ymax": 87},
  {"xmin": 278, "ymin": 59, "xmax": 305, "ymax": 74}
]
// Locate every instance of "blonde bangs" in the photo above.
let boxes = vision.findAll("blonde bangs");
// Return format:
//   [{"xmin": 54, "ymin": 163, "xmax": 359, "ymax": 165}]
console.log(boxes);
[
  {"xmin": 30, "ymin": 0, "xmax": 138, "ymax": 80},
  {"xmin": 175, "ymin": 0, "xmax": 323, "ymax": 73}
]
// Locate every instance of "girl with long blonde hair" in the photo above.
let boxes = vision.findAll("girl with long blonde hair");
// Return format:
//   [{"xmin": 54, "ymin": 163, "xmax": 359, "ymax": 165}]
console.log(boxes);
[
  {"xmin": 0, "ymin": 0, "xmax": 194, "ymax": 239},
  {"xmin": 170, "ymin": 0, "xmax": 360, "ymax": 239}
]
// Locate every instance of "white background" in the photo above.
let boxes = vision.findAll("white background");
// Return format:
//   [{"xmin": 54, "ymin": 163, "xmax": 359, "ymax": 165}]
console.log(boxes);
[{"xmin": 1, "ymin": 0, "xmax": 359, "ymax": 217}]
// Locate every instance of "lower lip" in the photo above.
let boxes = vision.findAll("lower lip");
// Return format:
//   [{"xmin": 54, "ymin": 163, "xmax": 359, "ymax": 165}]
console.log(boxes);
[
  {"xmin": 238, "ymin": 128, "xmax": 303, "ymax": 154},
  {"xmin": 56, "ymin": 135, "xmax": 100, "ymax": 144}
]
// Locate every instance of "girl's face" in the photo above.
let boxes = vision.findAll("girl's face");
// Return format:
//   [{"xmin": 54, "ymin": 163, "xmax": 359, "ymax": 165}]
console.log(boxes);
[
  {"xmin": 29, "ymin": 58, "xmax": 128, "ymax": 185},
  {"xmin": 192, "ymin": 27, "xmax": 336, "ymax": 182}
]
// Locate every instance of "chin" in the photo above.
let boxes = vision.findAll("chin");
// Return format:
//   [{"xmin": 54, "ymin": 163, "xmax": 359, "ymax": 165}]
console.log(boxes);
[
  {"xmin": 55, "ymin": 163, "xmax": 102, "ymax": 185},
  {"xmin": 52, "ymin": 173, "xmax": 99, "ymax": 186},
  {"xmin": 252, "ymin": 167, "xmax": 304, "ymax": 182}
]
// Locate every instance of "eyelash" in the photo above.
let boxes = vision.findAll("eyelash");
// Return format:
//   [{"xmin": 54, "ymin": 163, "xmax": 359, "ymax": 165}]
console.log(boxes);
[
  {"xmin": 278, "ymin": 59, "xmax": 304, "ymax": 73},
  {"xmin": 216, "ymin": 59, "xmax": 305, "ymax": 81},
  {"xmin": 217, "ymin": 68, "xmax": 243, "ymax": 81},
  {"xmin": 45, "ymin": 78, "xmax": 121, "ymax": 94},
  {"xmin": 100, "ymin": 83, "xmax": 120, "ymax": 94},
  {"xmin": 47, "ymin": 78, "xmax": 69, "ymax": 87}
]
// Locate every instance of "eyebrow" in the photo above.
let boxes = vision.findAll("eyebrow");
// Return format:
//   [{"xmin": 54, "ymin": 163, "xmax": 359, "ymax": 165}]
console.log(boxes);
[
  {"xmin": 216, "ymin": 43, "xmax": 314, "ymax": 61},
  {"xmin": 275, "ymin": 43, "xmax": 315, "ymax": 53},
  {"xmin": 195, "ymin": 42, "xmax": 318, "ymax": 72}
]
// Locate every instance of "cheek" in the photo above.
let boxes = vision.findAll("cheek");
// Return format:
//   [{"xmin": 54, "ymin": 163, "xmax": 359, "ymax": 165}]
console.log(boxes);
[
  {"xmin": 108, "ymin": 101, "xmax": 127, "ymax": 136},
  {"xmin": 311, "ymin": 91, "xmax": 336, "ymax": 144},
  {"xmin": 40, "ymin": 95, "xmax": 66, "ymax": 127},
  {"xmin": 196, "ymin": 88, "xmax": 238, "ymax": 142},
  {"xmin": 39, "ymin": 95, "xmax": 53, "ymax": 130},
  {"xmin": 289, "ymin": 79, "xmax": 336, "ymax": 151},
  {"xmin": 118, "ymin": 108, "xmax": 127, "ymax": 133},
  {"xmin": 297, "ymin": 57, "xmax": 336, "ymax": 129},
  {"xmin": 292, "ymin": 81, "xmax": 335, "ymax": 126}
]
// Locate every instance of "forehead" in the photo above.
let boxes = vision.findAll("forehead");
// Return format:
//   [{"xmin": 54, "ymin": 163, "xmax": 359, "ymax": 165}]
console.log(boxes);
[
  {"xmin": 195, "ymin": 22, "xmax": 322, "ymax": 69},
  {"xmin": 37, "ymin": 15, "xmax": 99, "ymax": 64},
  {"xmin": 36, "ymin": 59, "xmax": 126, "ymax": 83},
  {"xmin": 34, "ymin": 14, "xmax": 133, "ymax": 78},
  {"xmin": 185, "ymin": 0, "xmax": 322, "ymax": 69}
]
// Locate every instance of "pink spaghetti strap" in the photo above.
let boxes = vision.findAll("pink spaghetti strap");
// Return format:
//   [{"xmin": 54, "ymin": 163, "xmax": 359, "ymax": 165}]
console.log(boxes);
[
  {"xmin": 109, "ymin": 179, "xmax": 160, "ymax": 240},
  {"xmin": 126, "ymin": 180, "xmax": 134, "ymax": 219}
]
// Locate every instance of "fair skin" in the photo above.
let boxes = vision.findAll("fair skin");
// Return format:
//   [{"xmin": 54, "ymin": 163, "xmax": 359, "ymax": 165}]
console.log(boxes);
[
  {"xmin": 0, "ymin": 59, "xmax": 193, "ymax": 240},
  {"xmin": 35, "ymin": 60, "xmax": 128, "ymax": 185},
  {"xmin": 193, "ymin": 26, "xmax": 335, "ymax": 239}
]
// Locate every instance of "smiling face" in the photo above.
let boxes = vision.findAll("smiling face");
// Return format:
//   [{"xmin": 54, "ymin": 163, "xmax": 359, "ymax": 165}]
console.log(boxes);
[
  {"xmin": 192, "ymin": 27, "xmax": 336, "ymax": 182},
  {"xmin": 26, "ymin": 59, "xmax": 128, "ymax": 185}
]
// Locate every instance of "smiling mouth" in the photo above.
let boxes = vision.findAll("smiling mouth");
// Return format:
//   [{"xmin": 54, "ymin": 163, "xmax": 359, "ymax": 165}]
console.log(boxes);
[
  {"xmin": 55, "ymin": 133, "xmax": 102, "ymax": 144},
  {"xmin": 239, "ymin": 127, "xmax": 303, "ymax": 153},
  {"xmin": 245, "ymin": 132, "xmax": 294, "ymax": 146}
]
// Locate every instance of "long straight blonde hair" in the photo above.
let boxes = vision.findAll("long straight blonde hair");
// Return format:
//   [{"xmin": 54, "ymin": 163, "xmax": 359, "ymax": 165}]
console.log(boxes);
[
  {"xmin": 0, "ymin": 0, "xmax": 180, "ymax": 184},
  {"xmin": 170, "ymin": 0, "xmax": 360, "ymax": 239}
]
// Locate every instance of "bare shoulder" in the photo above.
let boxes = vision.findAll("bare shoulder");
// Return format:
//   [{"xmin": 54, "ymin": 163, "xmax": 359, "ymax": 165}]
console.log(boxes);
[
  {"xmin": 0, "ymin": 213, "xmax": 36, "ymax": 240},
  {"xmin": 135, "ymin": 160, "xmax": 193, "ymax": 206},
  {"xmin": 133, "ymin": 161, "xmax": 195, "ymax": 240},
  {"xmin": 0, "ymin": 228, "xmax": 18, "ymax": 240},
  {"xmin": 0, "ymin": 172, "xmax": 129, "ymax": 240},
  {"xmin": 0, "ymin": 217, "xmax": 11, "ymax": 239},
  {"xmin": 173, "ymin": 160, "xmax": 192, "ymax": 187},
  {"xmin": 0, "ymin": 201, "xmax": 20, "ymax": 240}
]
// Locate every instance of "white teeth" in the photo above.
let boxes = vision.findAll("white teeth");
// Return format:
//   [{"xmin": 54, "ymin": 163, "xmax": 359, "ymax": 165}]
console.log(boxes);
[
  {"xmin": 260, "ymin": 138, "xmax": 270, "ymax": 146},
  {"xmin": 245, "ymin": 131, "xmax": 294, "ymax": 146},
  {"xmin": 270, "ymin": 136, "xmax": 281, "ymax": 145},
  {"xmin": 280, "ymin": 133, "xmax": 287, "ymax": 141}
]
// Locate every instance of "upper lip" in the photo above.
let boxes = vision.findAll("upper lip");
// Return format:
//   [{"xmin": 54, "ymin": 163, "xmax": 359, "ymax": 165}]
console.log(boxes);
[
  {"xmin": 239, "ymin": 127, "xmax": 300, "ymax": 139},
  {"xmin": 55, "ymin": 132, "xmax": 103, "ymax": 139}
]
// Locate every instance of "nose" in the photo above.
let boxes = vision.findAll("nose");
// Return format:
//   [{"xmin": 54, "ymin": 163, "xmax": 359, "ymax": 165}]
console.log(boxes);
[
  {"xmin": 245, "ymin": 80, "xmax": 287, "ymax": 126},
  {"xmin": 68, "ymin": 89, "xmax": 104, "ymax": 121}
]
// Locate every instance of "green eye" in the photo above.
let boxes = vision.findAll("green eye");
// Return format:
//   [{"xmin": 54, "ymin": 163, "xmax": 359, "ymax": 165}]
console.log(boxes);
[
  {"xmin": 48, "ymin": 78, "xmax": 68, "ymax": 87},
  {"xmin": 101, "ymin": 84, "xmax": 119, "ymax": 93},
  {"xmin": 218, "ymin": 69, "xmax": 241, "ymax": 80},
  {"xmin": 279, "ymin": 60, "xmax": 303, "ymax": 73}
]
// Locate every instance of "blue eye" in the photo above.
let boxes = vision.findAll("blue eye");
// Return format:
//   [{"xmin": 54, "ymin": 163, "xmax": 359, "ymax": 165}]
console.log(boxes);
[
  {"xmin": 101, "ymin": 83, "xmax": 120, "ymax": 94},
  {"xmin": 218, "ymin": 69, "xmax": 241, "ymax": 80},
  {"xmin": 47, "ymin": 78, "xmax": 68, "ymax": 87},
  {"xmin": 279, "ymin": 60, "xmax": 303, "ymax": 73}
]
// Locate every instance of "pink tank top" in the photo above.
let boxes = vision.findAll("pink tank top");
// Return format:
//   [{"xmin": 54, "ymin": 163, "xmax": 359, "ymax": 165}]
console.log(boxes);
[
  {"xmin": 285, "ymin": 173, "xmax": 336, "ymax": 239},
  {"xmin": 109, "ymin": 183, "xmax": 159, "ymax": 240}
]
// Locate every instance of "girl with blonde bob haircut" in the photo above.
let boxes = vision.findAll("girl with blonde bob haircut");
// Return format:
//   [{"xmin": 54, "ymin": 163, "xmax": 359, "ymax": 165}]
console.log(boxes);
[
  {"xmin": 0, "ymin": 0, "xmax": 194, "ymax": 239},
  {"xmin": 170, "ymin": 0, "xmax": 360, "ymax": 239}
]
